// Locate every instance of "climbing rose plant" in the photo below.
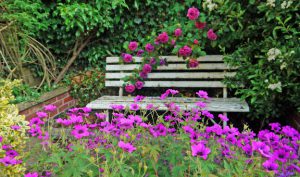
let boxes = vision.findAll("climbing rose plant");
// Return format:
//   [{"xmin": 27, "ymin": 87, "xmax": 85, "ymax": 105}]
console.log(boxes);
[
  {"xmin": 23, "ymin": 89, "xmax": 300, "ymax": 176},
  {"xmin": 120, "ymin": 7, "xmax": 218, "ymax": 93}
]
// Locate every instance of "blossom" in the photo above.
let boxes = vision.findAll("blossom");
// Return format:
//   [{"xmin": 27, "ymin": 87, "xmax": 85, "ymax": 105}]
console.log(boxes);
[
  {"xmin": 262, "ymin": 159, "xmax": 278, "ymax": 172},
  {"xmin": 128, "ymin": 115, "xmax": 142, "ymax": 124},
  {"xmin": 202, "ymin": 110, "xmax": 214, "ymax": 119},
  {"xmin": 269, "ymin": 122, "xmax": 281, "ymax": 132},
  {"xmin": 150, "ymin": 123, "xmax": 167, "ymax": 137},
  {"xmin": 95, "ymin": 113, "xmax": 107, "ymax": 120},
  {"xmin": 24, "ymin": 172, "xmax": 39, "ymax": 177},
  {"xmin": 118, "ymin": 141, "xmax": 136, "ymax": 153},
  {"xmin": 174, "ymin": 28, "xmax": 182, "ymax": 37},
  {"xmin": 82, "ymin": 107, "xmax": 92, "ymax": 113},
  {"xmin": 187, "ymin": 7, "xmax": 200, "ymax": 20},
  {"xmin": 195, "ymin": 101, "xmax": 206, "ymax": 108},
  {"xmin": 191, "ymin": 143, "xmax": 211, "ymax": 160},
  {"xmin": 145, "ymin": 43, "xmax": 154, "ymax": 52},
  {"xmin": 69, "ymin": 114, "xmax": 83, "ymax": 124},
  {"xmin": 44, "ymin": 104, "xmax": 57, "ymax": 112},
  {"xmin": 159, "ymin": 58, "xmax": 167, "ymax": 66},
  {"xmin": 142, "ymin": 64, "xmax": 152, "ymax": 73},
  {"xmin": 281, "ymin": 1, "xmax": 293, "ymax": 9},
  {"xmin": 268, "ymin": 82, "xmax": 282, "ymax": 91},
  {"xmin": 266, "ymin": 0, "xmax": 276, "ymax": 7},
  {"xmin": 125, "ymin": 84, "xmax": 135, "ymax": 93},
  {"xmin": 99, "ymin": 168, "xmax": 104, "ymax": 173},
  {"xmin": 36, "ymin": 111, "xmax": 48, "ymax": 118},
  {"xmin": 29, "ymin": 117, "xmax": 45, "ymax": 126},
  {"xmin": 273, "ymin": 149, "xmax": 289, "ymax": 163},
  {"xmin": 149, "ymin": 58, "xmax": 156, "ymax": 65},
  {"xmin": 0, "ymin": 156, "xmax": 17, "ymax": 166},
  {"xmin": 196, "ymin": 90, "xmax": 209, "ymax": 99},
  {"xmin": 207, "ymin": 29, "xmax": 217, "ymax": 40},
  {"xmin": 137, "ymin": 49, "xmax": 144, "ymax": 57},
  {"xmin": 123, "ymin": 53, "xmax": 133, "ymax": 63},
  {"xmin": 195, "ymin": 21, "xmax": 206, "ymax": 29},
  {"xmin": 218, "ymin": 114, "xmax": 229, "ymax": 122},
  {"xmin": 0, "ymin": 136, "xmax": 2, "ymax": 143},
  {"xmin": 193, "ymin": 39, "xmax": 199, "ymax": 44},
  {"xmin": 6, "ymin": 150, "xmax": 18, "ymax": 158},
  {"xmin": 10, "ymin": 125, "xmax": 21, "ymax": 130},
  {"xmin": 156, "ymin": 32, "xmax": 169, "ymax": 43},
  {"xmin": 188, "ymin": 59, "xmax": 199, "ymax": 68},
  {"xmin": 130, "ymin": 103, "xmax": 139, "ymax": 111},
  {"xmin": 167, "ymin": 89, "xmax": 179, "ymax": 95},
  {"xmin": 119, "ymin": 118, "xmax": 134, "ymax": 129},
  {"xmin": 267, "ymin": 48, "xmax": 281, "ymax": 61},
  {"xmin": 71, "ymin": 125, "xmax": 89, "ymax": 139},
  {"xmin": 139, "ymin": 72, "xmax": 148, "ymax": 79},
  {"xmin": 128, "ymin": 41, "xmax": 138, "ymax": 51},
  {"xmin": 134, "ymin": 95, "xmax": 145, "ymax": 103},
  {"xmin": 110, "ymin": 104, "xmax": 125, "ymax": 111},
  {"xmin": 178, "ymin": 46, "xmax": 192, "ymax": 57},
  {"xmin": 171, "ymin": 39, "xmax": 176, "ymax": 45}
]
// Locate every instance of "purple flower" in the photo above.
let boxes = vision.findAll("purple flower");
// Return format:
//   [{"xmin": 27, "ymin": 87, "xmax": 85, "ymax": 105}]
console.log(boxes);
[
  {"xmin": 71, "ymin": 125, "xmax": 89, "ymax": 139},
  {"xmin": 196, "ymin": 90, "xmax": 209, "ymax": 99},
  {"xmin": 99, "ymin": 168, "xmax": 104, "ymax": 173},
  {"xmin": 36, "ymin": 111, "xmax": 48, "ymax": 118},
  {"xmin": 262, "ymin": 159, "xmax": 279, "ymax": 173},
  {"xmin": 118, "ymin": 141, "xmax": 136, "ymax": 153},
  {"xmin": 191, "ymin": 143, "xmax": 211, "ymax": 160},
  {"xmin": 125, "ymin": 84, "xmax": 135, "ymax": 93},
  {"xmin": 145, "ymin": 43, "xmax": 154, "ymax": 52},
  {"xmin": 195, "ymin": 101, "xmax": 206, "ymax": 108},
  {"xmin": 123, "ymin": 53, "xmax": 133, "ymax": 63},
  {"xmin": 44, "ymin": 104, "xmax": 57, "ymax": 112},
  {"xmin": 171, "ymin": 39, "xmax": 176, "ymax": 45},
  {"xmin": 178, "ymin": 45, "xmax": 192, "ymax": 57},
  {"xmin": 207, "ymin": 29, "xmax": 217, "ymax": 40},
  {"xmin": 10, "ymin": 125, "xmax": 21, "ymax": 130},
  {"xmin": 218, "ymin": 114, "xmax": 229, "ymax": 122},
  {"xmin": 269, "ymin": 122, "xmax": 281, "ymax": 132},
  {"xmin": 128, "ymin": 115, "xmax": 142, "ymax": 124},
  {"xmin": 6, "ymin": 150, "xmax": 18, "ymax": 158},
  {"xmin": 142, "ymin": 64, "xmax": 152, "ymax": 73},
  {"xmin": 167, "ymin": 89, "xmax": 179, "ymax": 95},
  {"xmin": 119, "ymin": 118, "xmax": 134, "ymax": 129},
  {"xmin": 174, "ymin": 28, "xmax": 182, "ymax": 37},
  {"xmin": 159, "ymin": 59, "xmax": 167, "ymax": 66},
  {"xmin": 82, "ymin": 107, "xmax": 92, "ymax": 113},
  {"xmin": 187, "ymin": 7, "xmax": 200, "ymax": 20},
  {"xmin": 137, "ymin": 49, "xmax": 144, "ymax": 56},
  {"xmin": 128, "ymin": 41, "xmax": 138, "ymax": 51},
  {"xmin": 134, "ymin": 95, "xmax": 145, "ymax": 103},
  {"xmin": 110, "ymin": 104, "xmax": 125, "ymax": 111},
  {"xmin": 150, "ymin": 123, "xmax": 167, "ymax": 137},
  {"xmin": 0, "ymin": 136, "xmax": 2, "ymax": 143},
  {"xmin": 24, "ymin": 172, "xmax": 39, "ymax": 177},
  {"xmin": 130, "ymin": 103, "xmax": 139, "ymax": 111},
  {"xmin": 56, "ymin": 118, "xmax": 72, "ymax": 126},
  {"xmin": 0, "ymin": 156, "xmax": 17, "ymax": 166},
  {"xmin": 156, "ymin": 32, "xmax": 169, "ymax": 43},
  {"xmin": 202, "ymin": 110, "xmax": 214, "ymax": 119},
  {"xmin": 69, "ymin": 114, "xmax": 83, "ymax": 124},
  {"xmin": 135, "ymin": 81, "xmax": 144, "ymax": 90},
  {"xmin": 29, "ymin": 117, "xmax": 45, "ymax": 126},
  {"xmin": 28, "ymin": 126, "xmax": 42, "ymax": 137},
  {"xmin": 139, "ymin": 71, "xmax": 148, "ymax": 79},
  {"xmin": 273, "ymin": 149, "xmax": 289, "ymax": 163},
  {"xmin": 95, "ymin": 113, "xmax": 107, "ymax": 120}
]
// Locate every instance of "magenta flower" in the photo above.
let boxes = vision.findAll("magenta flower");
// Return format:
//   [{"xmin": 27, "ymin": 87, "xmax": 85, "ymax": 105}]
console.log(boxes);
[
  {"xmin": 146, "ymin": 103, "xmax": 155, "ymax": 110},
  {"xmin": 128, "ymin": 41, "xmax": 138, "ymax": 51},
  {"xmin": 218, "ymin": 114, "xmax": 229, "ymax": 122},
  {"xmin": 125, "ymin": 84, "xmax": 135, "ymax": 93},
  {"xmin": 118, "ymin": 141, "xmax": 136, "ymax": 153},
  {"xmin": 187, "ymin": 7, "xmax": 200, "ymax": 20},
  {"xmin": 269, "ymin": 122, "xmax": 281, "ymax": 132},
  {"xmin": 82, "ymin": 107, "xmax": 92, "ymax": 113},
  {"xmin": 130, "ymin": 103, "xmax": 139, "ymax": 111},
  {"xmin": 171, "ymin": 39, "xmax": 176, "ymax": 45},
  {"xmin": 99, "ymin": 168, "xmax": 104, "ymax": 173},
  {"xmin": 156, "ymin": 32, "xmax": 169, "ymax": 43},
  {"xmin": 149, "ymin": 57, "xmax": 156, "ymax": 65},
  {"xmin": 142, "ymin": 64, "xmax": 152, "ymax": 73},
  {"xmin": 56, "ymin": 118, "xmax": 72, "ymax": 126},
  {"xmin": 193, "ymin": 39, "xmax": 199, "ymax": 44},
  {"xmin": 195, "ymin": 101, "xmax": 206, "ymax": 108},
  {"xmin": 95, "ymin": 113, "xmax": 107, "ymax": 120},
  {"xmin": 24, "ymin": 172, "xmax": 39, "ymax": 177},
  {"xmin": 6, "ymin": 150, "xmax": 18, "ymax": 158},
  {"xmin": 167, "ymin": 89, "xmax": 179, "ymax": 95},
  {"xmin": 44, "ymin": 104, "xmax": 57, "ymax": 112},
  {"xmin": 178, "ymin": 45, "xmax": 192, "ymax": 57},
  {"xmin": 110, "ymin": 104, "xmax": 125, "ymax": 111},
  {"xmin": 139, "ymin": 71, "xmax": 148, "ymax": 79},
  {"xmin": 29, "ymin": 117, "xmax": 45, "ymax": 126},
  {"xmin": 207, "ymin": 29, "xmax": 217, "ymax": 40},
  {"xmin": 150, "ymin": 123, "xmax": 167, "ymax": 137},
  {"xmin": 273, "ymin": 149, "xmax": 289, "ymax": 163},
  {"xmin": 191, "ymin": 143, "xmax": 211, "ymax": 160},
  {"xmin": 145, "ymin": 43, "xmax": 154, "ymax": 52},
  {"xmin": 36, "ymin": 111, "xmax": 48, "ymax": 118},
  {"xmin": 188, "ymin": 59, "xmax": 199, "ymax": 68},
  {"xmin": 202, "ymin": 110, "xmax": 214, "ymax": 119},
  {"xmin": 195, "ymin": 21, "xmax": 206, "ymax": 29},
  {"xmin": 196, "ymin": 90, "xmax": 209, "ymax": 99},
  {"xmin": 135, "ymin": 81, "xmax": 144, "ymax": 90},
  {"xmin": 119, "ymin": 118, "xmax": 134, "ymax": 129},
  {"xmin": 137, "ymin": 49, "xmax": 144, "ymax": 56},
  {"xmin": 69, "ymin": 114, "xmax": 83, "ymax": 124},
  {"xmin": 123, "ymin": 53, "xmax": 133, "ymax": 63},
  {"xmin": 0, "ymin": 136, "xmax": 2, "ymax": 143},
  {"xmin": 71, "ymin": 125, "xmax": 89, "ymax": 139},
  {"xmin": 134, "ymin": 95, "xmax": 145, "ymax": 103},
  {"xmin": 0, "ymin": 156, "xmax": 17, "ymax": 166},
  {"xmin": 262, "ymin": 159, "xmax": 279, "ymax": 173},
  {"xmin": 28, "ymin": 126, "xmax": 42, "ymax": 137},
  {"xmin": 174, "ymin": 28, "xmax": 182, "ymax": 37},
  {"xmin": 10, "ymin": 125, "xmax": 21, "ymax": 130},
  {"xmin": 128, "ymin": 115, "xmax": 142, "ymax": 124}
]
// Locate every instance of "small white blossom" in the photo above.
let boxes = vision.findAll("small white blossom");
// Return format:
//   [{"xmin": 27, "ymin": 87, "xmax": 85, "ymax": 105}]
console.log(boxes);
[
  {"xmin": 268, "ymin": 82, "xmax": 282, "ymax": 91},
  {"xmin": 281, "ymin": 1, "xmax": 293, "ymax": 9},
  {"xmin": 267, "ymin": 48, "xmax": 281, "ymax": 61},
  {"xmin": 280, "ymin": 62, "xmax": 287, "ymax": 70},
  {"xmin": 203, "ymin": 0, "xmax": 218, "ymax": 12},
  {"xmin": 267, "ymin": 0, "xmax": 276, "ymax": 7}
]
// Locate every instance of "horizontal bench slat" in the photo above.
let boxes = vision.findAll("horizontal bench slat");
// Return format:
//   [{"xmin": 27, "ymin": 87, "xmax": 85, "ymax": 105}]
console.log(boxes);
[
  {"xmin": 106, "ymin": 72, "xmax": 236, "ymax": 79},
  {"xmin": 105, "ymin": 81, "xmax": 224, "ymax": 87},
  {"xmin": 87, "ymin": 96, "xmax": 249, "ymax": 112},
  {"xmin": 106, "ymin": 63, "xmax": 233, "ymax": 71},
  {"xmin": 106, "ymin": 55, "xmax": 223, "ymax": 63}
]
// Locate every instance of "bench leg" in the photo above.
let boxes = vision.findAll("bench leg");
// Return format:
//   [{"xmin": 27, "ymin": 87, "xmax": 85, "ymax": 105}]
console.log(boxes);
[
  {"xmin": 105, "ymin": 110, "xmax": 110, "ymax": 122},
  {"xmin": 223, "ymin": 112, "xmax": 227, "ymax": 127}
]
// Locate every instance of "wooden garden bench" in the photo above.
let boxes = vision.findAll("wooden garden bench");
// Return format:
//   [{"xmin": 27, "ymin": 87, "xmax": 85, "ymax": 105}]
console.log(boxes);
[{"xmin": 87, "ymin": 55, "xmax": 249, "ymax": 123}]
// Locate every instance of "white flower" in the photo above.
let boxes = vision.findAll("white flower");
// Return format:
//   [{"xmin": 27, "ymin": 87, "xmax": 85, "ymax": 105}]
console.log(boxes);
[
  {"xmin": 268, "ymin": 82, "xmax": 282, "ymax": 91},
  {"xmin": 267, "ymin": 48, "xmax": 281, "ymax": 61},
  {"xmin": 281, "ymin": 1, "xmax": 293, "ymax": 9},
  {"xmin": 280, "ymin": 62, "xmax": 287, "ymax": 70},
  {"xmin": 203, "ymin": 0, "xmax": 218, "ymax": 12},
  {"xmin": 267, "ymin": 0, "xmax": 276, "ymax": 7}
]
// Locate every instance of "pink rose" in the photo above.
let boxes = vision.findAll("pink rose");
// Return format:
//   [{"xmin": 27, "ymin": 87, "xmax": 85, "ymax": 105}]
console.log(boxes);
[
  {"xmin": 135, "ymin": 81, "xmax": 144, "ymax": 89},
  {"xmin": 174, "ymin": 28, "xmax": 182, "ymax": 37},
  {"xmin": 142, "ymin": 64, "xmax": 152, "ymax": 73},
  {"xmin": 139, "ymin": 72, "xmax": 148, "ymax": 79},
  {"xmin": 128, "ymin": 41, "xmax": 138, "ymax": 51},
  {"xmin": 207, "ymin": 29, "xmax": 217, "ymax": 40},
  {"xmin": 125, "ymin": 84, "xmax": 135, "ymax": 93},
  {"xmin": 187, "ymin": 7, "xmax": 200, "ymax": 20},
  {"xmin": 123, "ymin": 53, "xmax": 133, "ymax": 63},
  {"xmin": 145, "ymin": 43, "xmax": 154, "ymax": 52},
  {"xmin": 137, "ymin": 49, "xmax": 144, "ymax": 57},
  {"xmin": 189, "ymin": 59, "xmax": 199, "ymax": 68},
  {"xmin": 171, "ymin": 39, "xmax": 176, "ymax": 45},
  {"xmin": 193, "ymin": 39, "xmax": 199, "ymax": 44},
  {"xmin": 149, "ymin": 58, "xmax": 156, "ymax": 65},
  {"xmin": 178, "ymin": 45, "xmax": 192, "ymax": 57},
  {"xmin": 156, "ymin": 32, "xmax": 169, "ymax": 43},
  {"xmin": 195, "ymin": 21, "xmax": 206, "ymax": 29}
]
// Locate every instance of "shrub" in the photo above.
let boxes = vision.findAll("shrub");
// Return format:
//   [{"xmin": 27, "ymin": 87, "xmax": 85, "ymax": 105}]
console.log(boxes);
[
  {"xmin": 0, "ymin": 80, "xmax": 29, "ymax": 175},
  {"xmin": 24, "ymin": 90, "xmax": 300, "ymax": 176}
]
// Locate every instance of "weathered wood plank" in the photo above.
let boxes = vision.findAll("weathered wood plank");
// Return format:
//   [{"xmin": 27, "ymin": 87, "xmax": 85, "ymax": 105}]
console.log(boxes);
[
  {"xmin": 106, "ymin": 55, "xmax": 224, "ymax": 63},
  {"xmin": 106, "ymin": 72, "xmax": 236, "ymax": 79},
  {"xmin": 86, "ymin": 96, "xmax": 249, "ymax": 112},
  {"xmin": 106, "ymin": 63, "xmax": 233, "ymax": 71},
  {"xmin": 105, "ymin": 81, "xmax": 225, "ymax": 87}
]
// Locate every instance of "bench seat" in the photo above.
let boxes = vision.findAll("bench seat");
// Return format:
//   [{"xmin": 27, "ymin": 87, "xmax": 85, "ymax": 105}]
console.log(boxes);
[{"xmin": 87, "ymin": 96, "xmax": 249, "ymax": 113}]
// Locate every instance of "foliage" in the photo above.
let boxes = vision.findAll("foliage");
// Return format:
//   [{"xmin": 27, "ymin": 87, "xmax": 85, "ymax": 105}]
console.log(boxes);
[
  {"xmin": 67, "ymin": 69, "xmax": 105, "ymax": 107},
  {"xmin": 0, "ymin": 79, "xmax": 29, "ymax": 175},
  {"xmin": 24, "ymin": 90, "xmax": 300, "ymax": 176}
]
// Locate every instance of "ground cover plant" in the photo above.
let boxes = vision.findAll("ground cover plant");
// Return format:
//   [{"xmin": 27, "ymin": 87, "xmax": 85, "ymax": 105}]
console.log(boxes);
[{"xmin": 1, "ymin": 89, "xmax": 296, "ymax": 176}]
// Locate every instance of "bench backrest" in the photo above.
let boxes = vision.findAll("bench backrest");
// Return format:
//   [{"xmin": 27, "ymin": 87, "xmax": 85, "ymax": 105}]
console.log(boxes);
[{"xmin": 105, "ymin": 55, "xmax": 235, "ymax": 97}]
